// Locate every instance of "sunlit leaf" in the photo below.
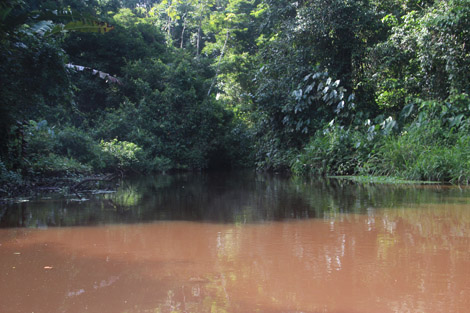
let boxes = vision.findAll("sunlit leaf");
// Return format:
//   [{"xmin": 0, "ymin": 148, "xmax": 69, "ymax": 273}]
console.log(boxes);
[
  {"xmin": 31, "ymin": 20, "xmax": 54, "ymax": 36},
  {"xmin": 47, "ymin": 20, "xmax": 114, "ymax": 36}
]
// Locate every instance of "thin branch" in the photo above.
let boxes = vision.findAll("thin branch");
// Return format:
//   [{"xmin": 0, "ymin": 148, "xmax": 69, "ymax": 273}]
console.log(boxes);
[
  {"xmin": 65, "ymin": 64, "xmax": 122, "ymax": 85},
  {"xmin": 71, "ymin": 173, "xmax": 118, "ymax": 191}
]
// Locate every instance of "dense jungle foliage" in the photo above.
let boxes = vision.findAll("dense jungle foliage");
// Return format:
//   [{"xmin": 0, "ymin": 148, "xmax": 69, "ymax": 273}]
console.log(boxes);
[{"xmin": 1, "ymin": 0, "xmax": 470, "ymax": 192}]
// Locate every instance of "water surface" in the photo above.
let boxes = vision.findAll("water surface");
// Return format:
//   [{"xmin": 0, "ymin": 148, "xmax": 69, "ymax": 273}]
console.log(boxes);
[{"xmin": 1, "ymin": 172, "xmax": 469, "ymax": 312}]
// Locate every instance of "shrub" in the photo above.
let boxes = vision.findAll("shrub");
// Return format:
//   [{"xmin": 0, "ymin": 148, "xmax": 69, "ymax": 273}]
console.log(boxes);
[
  {"xmin": 55, "ymin": 127, "xmax": 96, "ymax": 161},
  {"xmin": 365, "ymin": 121, "xmax": 470, "ymax": 183},
  {"xmin": 149, "ymin": 155, "xmax": 173, "ymax": 172},
  {"xmin": 0, "ymin": 159, "xmax": 22, "ymax": 187},
  {"xmin": 291, "ymin": 126, "xmax": 371, "ymax": 176},
  {"xmin": 31, "ymin": 153, "xmax": 91, "ymax": 176},
  {"xmin": 100, "ymin": 138, "xmax": 143, "ymax": 170},
  {"xmin": 25, "ymin": 120, "xmax": 56, "ymax": 157}
]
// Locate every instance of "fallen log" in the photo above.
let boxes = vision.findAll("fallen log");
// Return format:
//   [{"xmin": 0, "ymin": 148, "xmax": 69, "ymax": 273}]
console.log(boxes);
[{"xmin": 71, "ymin": 172, "xmax": 120, "ymax": 191}]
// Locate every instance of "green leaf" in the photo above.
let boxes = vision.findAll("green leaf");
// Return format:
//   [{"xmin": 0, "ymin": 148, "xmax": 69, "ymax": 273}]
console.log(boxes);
[{"xmin": 0, "ymin": 7, "xmax": 12, "ymax": 22}]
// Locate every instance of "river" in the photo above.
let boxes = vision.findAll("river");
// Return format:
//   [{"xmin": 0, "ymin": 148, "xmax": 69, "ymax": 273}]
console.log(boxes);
[{"xmin": 0, "ymin": 171, "xmax": 469, "ymax": 312}]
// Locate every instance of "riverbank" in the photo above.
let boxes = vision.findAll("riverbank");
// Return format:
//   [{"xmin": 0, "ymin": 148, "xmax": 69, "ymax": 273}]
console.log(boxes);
[
  {"xmin": 0, "ymin": 172, "xmax": 122, "ymax": 204},
  {"xmin": 0, "ymin": 170, "xmax": 445, "ymax": 205},
  {"xmin": 329, "ymin": 176, "xmax": 441, "ymax": 185}
]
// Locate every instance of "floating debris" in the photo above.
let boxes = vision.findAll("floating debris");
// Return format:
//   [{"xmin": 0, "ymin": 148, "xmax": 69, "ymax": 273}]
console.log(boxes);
[{"xmin": 69, "ymin": 198, "xmax": 89, "ymax": 202}]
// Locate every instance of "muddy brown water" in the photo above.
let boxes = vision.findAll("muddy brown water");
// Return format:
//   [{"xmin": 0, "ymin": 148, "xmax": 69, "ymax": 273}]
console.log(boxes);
[{"xmin": 0, "ymin": 172, "xmax": 469, "ymax": 313}]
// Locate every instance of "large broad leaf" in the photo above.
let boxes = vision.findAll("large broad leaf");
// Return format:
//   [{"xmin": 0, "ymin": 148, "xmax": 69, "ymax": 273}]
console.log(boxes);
[
  {"xmin": 33, "ymin": 9, "xmax": 94, "ymax": 21},
  {"xmin": 30, "ymin": 20, "xmax": 54, "ymax": 36},
  {"xmin": 1, "ymin": 7, "xmax": 113, "ymax": 35},
  {"xmin": 47, "ymin": 20, "xmax": 114, "ymax": 36},
  {"xmin": 400, "ymin": 103, "xmax": 415, "ymax": 120}
]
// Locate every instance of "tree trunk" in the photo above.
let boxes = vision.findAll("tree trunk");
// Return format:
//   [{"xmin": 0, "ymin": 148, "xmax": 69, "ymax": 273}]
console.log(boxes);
[
  {"xmin": 180, "ymin": 18, "xmax": 186, "ymax": 49},
  {"xmin": 196, "ymin": 24, "xmax": 201, "ymax": 56},
  {"xmin": 167, "ymin": 15, "xmax": 171, "ymax": 37},
  {"xmin": 208, "ymin": 29, "xmax": 230, "ymax": 96},
  {"xmin": 196, "ymin": 0, "xmax": 202, "ymax": 57}
]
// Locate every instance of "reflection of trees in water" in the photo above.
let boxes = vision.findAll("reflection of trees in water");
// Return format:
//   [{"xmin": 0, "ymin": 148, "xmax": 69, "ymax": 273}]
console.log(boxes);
[
  {"xmin": 2, "ymin": 171, "xmax": 470, "ymax": 227},
  {"xmin": 115, "ymin": 208, "xmax": 470, "ymax": 313},
  {"xmin": 1, "ymin": 211, "xmax": 468, "ymax": 312}
]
